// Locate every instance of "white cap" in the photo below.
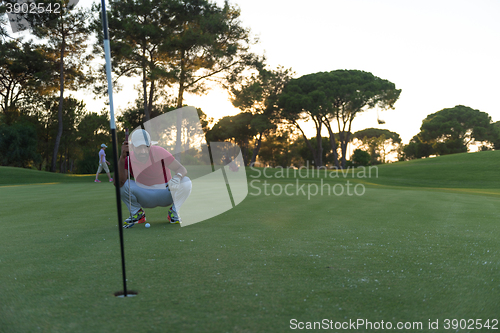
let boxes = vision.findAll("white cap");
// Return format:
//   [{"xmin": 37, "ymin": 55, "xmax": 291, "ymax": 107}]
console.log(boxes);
[
  {"xmin": 101, "ymin": 144, "xmax": 107, "ymax": 148},
  {"xmin": 130, "ymin": 129, "xmax": 158, "ymax": 147}
]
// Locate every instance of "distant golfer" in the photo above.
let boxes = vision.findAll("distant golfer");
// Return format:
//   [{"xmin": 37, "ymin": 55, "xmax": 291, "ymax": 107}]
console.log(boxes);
[
  {"xmin": 95, "ymin": 144, "xmax": 113, "ymax": 183},
  {"xmin": 116, "ymin": 129, "xmax": 192, "ymax": 228}
]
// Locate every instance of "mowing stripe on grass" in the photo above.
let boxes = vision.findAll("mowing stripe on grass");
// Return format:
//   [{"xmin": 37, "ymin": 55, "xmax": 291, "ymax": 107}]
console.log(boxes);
[{"xmin": 0, "ymin": 182, "xmax": 61, "ymax": 188}]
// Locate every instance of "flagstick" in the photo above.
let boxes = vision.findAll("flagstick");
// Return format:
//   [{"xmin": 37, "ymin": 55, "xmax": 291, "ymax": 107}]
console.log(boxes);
[{"xmin": 100, "ymin": 0, "xmax": 133, "ymax": 297}]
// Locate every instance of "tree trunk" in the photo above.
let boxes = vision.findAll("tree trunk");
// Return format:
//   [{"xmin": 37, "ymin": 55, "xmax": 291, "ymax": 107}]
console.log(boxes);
[
  {"xmin": 294, "ymin": 120, "xmax": 319, "ymax": 167},
  {"xmin": 242, "ymin": 138, "xmax": 249, "ymax": 166},
  {"xmin": 314, "ymin": 116, "xmax": 323, "ymax": 168},
  {"xmin": 148, "ymin": 79, "xmax": 155, "ymax": 118},
  {"xmin": 51, "ymin": 33, "xmax": 65, "ymax": 173},
  {"xmin": 176, "ymin": 50, "xmax": 186, "ymax": 109},
  {"xmin": 340, "ymin": 132, "xmax": 351, "ymax": 169},
  {"xmin": 175, "ymin": 50, "xmax": 185, "ymax": 159},
  {"xmin": 341, "ymin": 117, "xmax": 354, "ymax": 168},
  {"xmin": 249, "ymin": 132, "xmax": 263, "ymax": 166},
  {"xmin": 142, "ymin": 44, "xmax": 150, "ymax": 122},
  {"xmin": 340, "ymin": 138, "xmax": 347, "ymax": 168},
  {"xmin": 336, "ymin": 115, "xmax": 350, "ymax": 169},
  {"xmin": 323, "ymin": 118, "xmax": 340, "ymax": 169},
  {"xmin": 1, "ymin": 83, "xmax": 12, "ymax": 117}
]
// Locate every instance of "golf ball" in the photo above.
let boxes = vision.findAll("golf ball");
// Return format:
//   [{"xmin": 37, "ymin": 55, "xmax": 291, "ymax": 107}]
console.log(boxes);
[{"xmin": 145, "ymin": 223, "xmax": 150, "ymax": 228}]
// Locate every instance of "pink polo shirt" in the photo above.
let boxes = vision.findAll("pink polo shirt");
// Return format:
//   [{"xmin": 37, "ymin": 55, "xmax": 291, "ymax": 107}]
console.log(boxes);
[{"xmin": 125, "ymin": 146, "xmax": 175, "ymax": 186}]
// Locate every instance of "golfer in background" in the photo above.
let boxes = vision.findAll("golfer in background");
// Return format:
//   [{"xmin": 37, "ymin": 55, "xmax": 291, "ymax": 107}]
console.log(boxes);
[
  {"xmin": 95, "ymin": 144, "xmax": 113, "ymax": 183},
  {"xmin": 116, "ymin": 129, "xmax": 192, "ymax": 228}
]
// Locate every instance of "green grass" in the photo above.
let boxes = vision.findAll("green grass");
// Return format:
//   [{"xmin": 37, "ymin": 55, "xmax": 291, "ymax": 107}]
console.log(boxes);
[
  {"xmin": 1, "ymin": 151, "xmax": 499, "ymax": 332},
  {"xmin": 246, "ymin": 150, "xmax": 500, "ymax": 190},
  {"xmin": 0, "ymin": 166, "xmax": 99, "ymax": 185},
  {"xmin": 369, "ymin": 150, "xmax": 500, "ymax": 189}
]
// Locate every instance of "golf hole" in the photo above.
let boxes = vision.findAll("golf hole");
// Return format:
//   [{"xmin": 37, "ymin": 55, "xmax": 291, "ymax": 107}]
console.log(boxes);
[{"xmin": 114, "ymin": 290, "xmax": 138, "ymax": 297}]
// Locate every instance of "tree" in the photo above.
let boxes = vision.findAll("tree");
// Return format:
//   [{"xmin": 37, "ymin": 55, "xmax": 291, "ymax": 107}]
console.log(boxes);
[
  {"xmin": 0, "ymin": 39, "xmax": 57, "ymax": 124},
  {"xmin": 278, "ymin": 72, "xmax": 330, "ymax": 168},
  {"xmin": 31, "ymin": 1, "xmax": 92, "ymax": 172},
  {"xmin": 256, "ymin": 131, "xmax": 300, "ymax": 167},
  {"xmin": 229, "ymin": 65, "xmax": 294, "ymax": 166},
  {"xmin": 293, "ymin": 136, "xmax": 337, "ymax": 167},
  {"xmin": 402, "ymin": 135, "xmax": 435, "ymax": 160},
  {"xmin": 92, "ymin": 0, "xmax": 177, "ymax": 122},
  {"xmin": 94, "ymin": 0, "xmax": 258, "ymax": 160},
  {"xmin": 76, "ymin": 110, "xmax": 110, "ymax": 173},
  {"xmin": 320, "ymin": 70, "xmax": 401, "ymax": 168},
  {"xmin": 279, "ymin": 70, "xmax": 401, "ymax": 169},
  {"xmin": 117, "ymin": 98, "xmax": 178, "ymax": 132},
  {"xmin": 168, "ymin": 0, "xmax": 257, "ymax": 109},
  {"xmin": 52, "ymin": 96, "xmax": 86, "ymax": 173},
  {"xmin": 419, "ymin": 105, "xmax": 497, "ymax": 155},
  {"xmin": 0, "ymin": 121, "xmax": 40, "ymax": 167},
  {"xmin": 206, "ymin": 112, "xmax": 255, "ymax": 165},
  {"xmin": 353, "ymin": 128, "xmax": 401, "ymax": 164},
  {"xmin": 351, "ymin": 149, "xmax": 371, "ymax": 167},
  {"xmin": 491, "ymin": 121, "xmax": 500, "ymax": 150},
  {"xmin": 94, "ymin": 0, "xmax": 257, "ymax": 140},
  {"xmin": 29, "ymin": 95, "xmax": 86, "ymax": 172}
]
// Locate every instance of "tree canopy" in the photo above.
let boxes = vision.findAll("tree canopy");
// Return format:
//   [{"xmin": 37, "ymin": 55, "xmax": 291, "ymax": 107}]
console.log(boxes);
[
  {"xmin": 278, "ymin": 71, "xmax": 332, "ymax": 168},
  {"xmin": 0, "ymin": 39, "xmax": 57, "ymax": 123},
  {"xmin": 31, "ymin": 1, "xmax": 92, "ymax": 171},
  {"xmin": 93, "ymin": 0, "xmax": 257, "ymax": 119},
  {"xmin": 279, "ymin": 70, "xmax": 401, "ymax": 168},
  {"xmin": 206, "ymin": 112, "xmax": 255, "ymax": 165},
  {"xmin": 353, "ymin": 128, "xmax": 401, "ymax": 164},
  {"xmin": 2, "ymin": 0, "xmax": 499, "ymax": 172},
  {"xmin": 229, "ymin": 65, "xmax": 294, "ymax": 166},
  {"xmin": 403, "ymin": 135, "xmax": 434, "ymax": 160},
  {"xmin": 419, "ymin": 105, "xmax": 498, "ymax": 155}
]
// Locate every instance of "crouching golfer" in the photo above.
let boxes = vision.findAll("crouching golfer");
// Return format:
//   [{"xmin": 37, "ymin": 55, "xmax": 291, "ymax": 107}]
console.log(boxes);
[{"xmin": 115, "ymin": 129, "xmax": 192, "ymax": 228}]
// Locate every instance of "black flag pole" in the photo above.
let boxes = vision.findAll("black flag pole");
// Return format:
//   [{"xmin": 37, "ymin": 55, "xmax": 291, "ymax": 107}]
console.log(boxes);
[{"xmin": 100, "ymin": 0, "xmax": 136, "ymax": 298}]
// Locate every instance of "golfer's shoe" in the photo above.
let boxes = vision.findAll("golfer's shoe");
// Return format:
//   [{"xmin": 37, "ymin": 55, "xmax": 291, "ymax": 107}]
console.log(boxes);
[
  {"xmin": 123, "ymin": 209, "xmax": 146, "ymax": 228},
  {"xmin": 167, "ymin": 207, "xmax": 181, "ymax": 224},
  {"xmin": 109, "ymin": 178, "xmax": 113, "ymax": 182},
  {"xmin": 94, "ymin": 179, "xmax": 101, "ymax": 182}
]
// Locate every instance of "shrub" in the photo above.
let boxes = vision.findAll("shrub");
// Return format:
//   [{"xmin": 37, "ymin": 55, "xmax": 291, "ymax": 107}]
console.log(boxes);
[
  {"xmin": 352, "ymin": 149, "xmax": 371, "ymax": 167},
  {"xmin": 0, "ymin": 122, "xmax": 40, "ymax": 168}
]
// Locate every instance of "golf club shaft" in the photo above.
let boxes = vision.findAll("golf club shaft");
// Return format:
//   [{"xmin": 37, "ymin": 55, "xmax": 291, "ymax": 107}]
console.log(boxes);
[{"xmin": 125, "ymin": 129, "xmax": 131, "ymax": 218}]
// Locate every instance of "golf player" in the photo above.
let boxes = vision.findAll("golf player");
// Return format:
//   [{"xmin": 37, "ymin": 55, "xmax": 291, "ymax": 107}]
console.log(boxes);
[
  {"xmin": 95, "ymin": 144, "xmax": 113, "ymax": 182},
  {"xmin": 116, "ymin": 129, "xmax": 192, "ymax": 228}
]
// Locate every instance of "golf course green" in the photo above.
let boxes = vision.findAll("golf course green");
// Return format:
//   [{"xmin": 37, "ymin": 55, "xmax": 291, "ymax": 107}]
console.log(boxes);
[{"xmin": 1, "ymin": 151, "xmax": 499, "ymax": 332}]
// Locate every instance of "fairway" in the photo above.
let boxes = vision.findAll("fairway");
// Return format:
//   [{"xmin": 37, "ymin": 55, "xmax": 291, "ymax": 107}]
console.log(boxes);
[{"xmin": 1, "ymin": 152, "xmax": 499, "ymax": 332}]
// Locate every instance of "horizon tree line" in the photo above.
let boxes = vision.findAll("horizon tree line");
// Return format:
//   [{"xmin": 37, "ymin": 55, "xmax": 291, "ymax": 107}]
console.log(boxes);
[{"xmin": 1, "ymin": 0, "xmax": 499, "ymax": 172}]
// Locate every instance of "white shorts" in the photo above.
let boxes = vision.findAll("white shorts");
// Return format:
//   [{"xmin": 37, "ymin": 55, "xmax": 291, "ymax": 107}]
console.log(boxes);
[{"xmin": 97, "ymin": 162, "xmax": 110, "ymax": 173}]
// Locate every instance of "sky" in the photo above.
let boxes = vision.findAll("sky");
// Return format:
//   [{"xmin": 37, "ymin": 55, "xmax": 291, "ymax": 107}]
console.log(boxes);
[
  {"xmin": 196, "ymin": 0, "xmax": 500, "ymax": 144},
  {"xmin": 9, "ymin": 0, "xmax": 500, "ymax": 144},
  {"xmin": 212, "ymin": 0, "xmax": 500, "ymax": 143}
]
